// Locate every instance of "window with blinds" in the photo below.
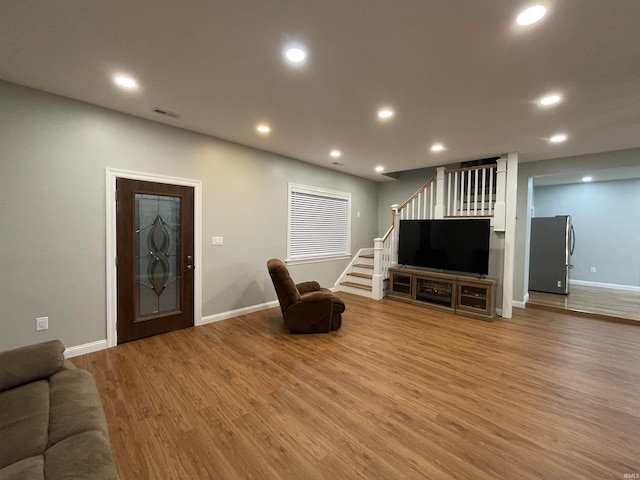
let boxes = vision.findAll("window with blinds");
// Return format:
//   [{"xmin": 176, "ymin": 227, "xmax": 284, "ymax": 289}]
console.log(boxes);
[{"xmin": 287, "ymin": 183, "xmax": 351, "ymax": 263}]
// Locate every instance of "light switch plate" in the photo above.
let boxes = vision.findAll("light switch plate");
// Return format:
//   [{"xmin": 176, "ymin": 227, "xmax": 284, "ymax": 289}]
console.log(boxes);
[
  {"xmin": 211, "ymin": 236, "xmax": 224, "ymax": 246},
  {"xmin": 36, "ymin": 316, "xmax": 48, "ymax": 331}
]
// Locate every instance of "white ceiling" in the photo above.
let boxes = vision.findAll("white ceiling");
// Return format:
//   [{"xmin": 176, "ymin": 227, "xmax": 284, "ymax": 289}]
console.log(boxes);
[{"xmin": 1, "ymin": 1, "xmax": 639, "ymax": 182}]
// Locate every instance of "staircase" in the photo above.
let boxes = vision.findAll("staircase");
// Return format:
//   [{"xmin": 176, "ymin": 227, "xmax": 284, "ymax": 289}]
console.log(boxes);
[
  {"xmin": 336, "ymin": 250, "xmax": 374, "ymax": 295},
  {"xmin": 335, "ymin": 160, "xmax": 506, "ymax": 300}
]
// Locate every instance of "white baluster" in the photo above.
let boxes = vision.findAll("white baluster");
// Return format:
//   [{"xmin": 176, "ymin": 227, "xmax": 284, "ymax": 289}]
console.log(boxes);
[
  {"xmin": 453, "ymin": 172, "xmax": 458, "ymax": 216},
  {"xmin": 391, "ymin": 205, "xmax": 400, "ymax": 266},
  {"xmin": 466, "ymin": 170, "xmax": 471, "ymax": 216},
  {"xmin": 474, "ymin": 169, "xmax": 479, "ymax": 215},
  {"xmin": 430, "ymin": 184, "xmax": 434, "ymax": 219},
  {"xmin": 481, "ymin": 168, "xmax": 486, "ymax": 215},
  {"xmin": 435, "ymin": 167, "xmax": 445, "ymax": 219},
  {"xmin": 488, "ymin": 167, "xmax": 494, "ymax": 216},
  {"xmin": 423, "ymin": 189, "xmax": 427, "ymax": 219}
]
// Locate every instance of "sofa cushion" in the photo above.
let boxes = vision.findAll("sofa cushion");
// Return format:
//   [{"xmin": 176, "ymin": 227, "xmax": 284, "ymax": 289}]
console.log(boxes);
[
  {"xmin": 44, "ymin": 431, "xmax": 118, "ymax": 480},
  {"xmin": 0, "ymin": 340, "xmax": 65, "ymax": 392},
  {"xmin": 48, "ymin": 368, "xmax": 109, "ymax": 446},
  {"xmin": 0, "ymin": 456, "xmax": 44, "ymax": 480},
  {"xmin": 0, "ymin": 381, "xmax": 49, "ymax": 469}
]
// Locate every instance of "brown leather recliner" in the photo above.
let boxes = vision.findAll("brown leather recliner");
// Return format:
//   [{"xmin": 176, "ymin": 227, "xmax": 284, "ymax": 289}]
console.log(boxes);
[{"xmin": 267, "ymin": 259, "xmax": 345, "ymax": 333}]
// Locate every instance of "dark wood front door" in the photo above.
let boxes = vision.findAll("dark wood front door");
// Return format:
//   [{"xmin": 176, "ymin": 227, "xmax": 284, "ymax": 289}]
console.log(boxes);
[{"xmin": 116, "ymin": 178, "xmax": 195, "ymax": 344}]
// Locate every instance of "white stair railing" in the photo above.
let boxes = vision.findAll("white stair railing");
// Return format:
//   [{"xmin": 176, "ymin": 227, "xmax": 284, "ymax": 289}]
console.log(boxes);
[
  {"xmin": 397, "ymin": 177, "xmax": 437, "ymax": 220},
  {"xmin": 370, "ymin": 161, "xmax": 503, "ymax": 300},
  {"xmin": 445, "ymin": 164, "xmax": 497, "ymax": 217}
]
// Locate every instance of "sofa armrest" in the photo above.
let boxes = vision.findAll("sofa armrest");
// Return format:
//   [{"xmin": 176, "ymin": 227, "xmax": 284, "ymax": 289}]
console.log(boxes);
[
  {"xmin": 0, "ymin": 340, "xmax": 66, "ymax": 392},
  {"xmin": 296, "ymin": 281, "xmax": 321, "ymax": 294}
]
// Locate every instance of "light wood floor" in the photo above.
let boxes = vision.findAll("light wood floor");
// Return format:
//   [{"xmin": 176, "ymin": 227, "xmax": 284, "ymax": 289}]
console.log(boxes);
[
  {"xmin": 74, "ymin": 293, "xmax": 640, "ymax": 479},
  {"xmin": 528, "ymin": 284, "xmax": 640, "ymax": 321}
]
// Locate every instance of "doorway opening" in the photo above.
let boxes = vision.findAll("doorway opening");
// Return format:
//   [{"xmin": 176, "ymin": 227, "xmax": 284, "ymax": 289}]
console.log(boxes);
[{"xmin": 526, "ymin": 169, "xmax": 640, "ymax": 322}]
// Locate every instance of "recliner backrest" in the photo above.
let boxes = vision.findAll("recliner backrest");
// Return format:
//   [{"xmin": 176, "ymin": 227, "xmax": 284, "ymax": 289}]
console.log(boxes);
[{"xmin": 267, "ymin": 259, "xmax": 300, "ymax": 314}]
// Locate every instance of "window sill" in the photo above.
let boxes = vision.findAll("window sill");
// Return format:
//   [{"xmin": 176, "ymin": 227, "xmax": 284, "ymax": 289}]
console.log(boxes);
[{"xmin": 285, "ymin": 254, "xmax": 352, "ymax": 266}]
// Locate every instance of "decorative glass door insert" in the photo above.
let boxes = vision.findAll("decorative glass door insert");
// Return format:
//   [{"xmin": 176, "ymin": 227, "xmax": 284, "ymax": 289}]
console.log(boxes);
[{"xmin": 135, "ymin": 194, "xmax": 181, "ymax": 319}]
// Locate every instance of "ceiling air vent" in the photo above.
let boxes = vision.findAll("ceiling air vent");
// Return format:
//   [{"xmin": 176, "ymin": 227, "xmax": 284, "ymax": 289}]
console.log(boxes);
[{"xmin": 152, "ymin": 107, "xmax": 182, "ymax": 119}]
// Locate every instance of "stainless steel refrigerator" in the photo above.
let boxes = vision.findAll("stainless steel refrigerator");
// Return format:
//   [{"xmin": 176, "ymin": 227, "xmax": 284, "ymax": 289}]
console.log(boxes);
[{"xmin": 529, "ymin": 215, "xmax": 575, "ymax": 294}]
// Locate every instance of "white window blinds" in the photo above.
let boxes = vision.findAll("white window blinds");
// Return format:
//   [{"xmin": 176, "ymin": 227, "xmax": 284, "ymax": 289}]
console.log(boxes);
[{"xmin": 287, "ymin": 184, "xmax": 351, "ymax": 262}]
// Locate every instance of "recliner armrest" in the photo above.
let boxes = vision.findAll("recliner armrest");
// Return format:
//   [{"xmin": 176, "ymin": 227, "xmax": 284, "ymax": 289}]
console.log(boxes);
[
  {"xmin": 296, "ymin": 281, "xmax": 322, "ymax": 294},
  {"xmin": 299, "ymin": 290, "xmax": 334, "ymax": 302},
  {"xmin": 0, "ymin": 340, "xmax": 66, "ymax": 391}
]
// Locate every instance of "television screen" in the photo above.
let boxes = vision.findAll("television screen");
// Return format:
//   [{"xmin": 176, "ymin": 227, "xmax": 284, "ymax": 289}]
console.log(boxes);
[{"xmin": 398, "ymin": 219, "xmax": 491, "ymax": 275}]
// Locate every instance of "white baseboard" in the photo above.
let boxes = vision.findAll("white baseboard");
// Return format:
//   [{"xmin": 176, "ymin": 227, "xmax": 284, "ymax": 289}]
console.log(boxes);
[
  {"xmin": 512, "ymin": 293, "xmax": 529, "ymax": 309},
  {"xmin": 65, "ymin": 302, "xmax": 281, "ymax": 356},
  {"xmin": 199, "ymin": 300, "xmax": 280, "ymax": 325},
  {"xmin": 569, "ymin": 279, "xmax": 640, "ymax": 292},
  {"xmin": 65, "ymin": 339, "xmax": 108, "ymax": 359}
]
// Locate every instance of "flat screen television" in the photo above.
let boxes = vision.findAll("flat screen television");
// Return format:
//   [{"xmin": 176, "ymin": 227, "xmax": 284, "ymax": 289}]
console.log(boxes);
[{"xmin": 398, "ymin": 219, "xmax": 491, "ymax": 276}]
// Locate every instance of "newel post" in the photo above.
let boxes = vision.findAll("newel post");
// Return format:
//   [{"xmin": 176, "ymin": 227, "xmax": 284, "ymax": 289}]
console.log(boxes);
[
  {"xmin": 390, "ymin": 204, "xmax": 400, "ymax": 266},
  {"xmin": 493, "ymin": 158, "xmax": 507, "ymax": 231},
  {"xmin": 434, "ymin": 167, "xmax": 446, "ymax": 219},
  {"xmin": 372, "ymin": 237, "xmax": 384, "ymax": 300}
]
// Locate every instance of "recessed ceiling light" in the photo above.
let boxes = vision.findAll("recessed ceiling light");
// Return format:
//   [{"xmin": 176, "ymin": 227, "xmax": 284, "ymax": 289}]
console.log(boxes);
[
  {"xmin": 582, "ymin": 176, "xmax": 593, "ymax": 182},
  {"xmin": 256, "ymin": 124, "xmax": 271, "ymax": 134},
  {"xmin": 330, "ymin": 149, "xmax": 341, "ymax": 158},
  {"xmin": 517, "ymin": 5, "xmax": 547, "ymax": 26},
  {"xmin": 549, "ymin": 133, "xmax": 567, "ymax": 143},
  {"xmin": 539, "ymin": 94, "xmax": 562, "ymax": 106},
  {"xmin": 284, "ymin": 46, "xmax": 307, "ymax": 64},
  {"xmin": 375, "ymin": 166, "xmax": 385, "ymax": 173},
  {"xmin": 113, "ymin": 74, "xmax": 137, "ymax": 89},
  {"xmin": 431, "ymin": 143, "xmax": 445, "ymax": 152},
  {"xmin": 377, "ymin": 108, "xmax": 394, "ymax": 120}
]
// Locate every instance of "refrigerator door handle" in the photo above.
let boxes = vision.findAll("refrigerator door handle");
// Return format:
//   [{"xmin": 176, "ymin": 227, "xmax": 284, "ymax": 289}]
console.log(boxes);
[{"xmin": 569, "ymin": 224, "xmax": 576, "ymax": 256}]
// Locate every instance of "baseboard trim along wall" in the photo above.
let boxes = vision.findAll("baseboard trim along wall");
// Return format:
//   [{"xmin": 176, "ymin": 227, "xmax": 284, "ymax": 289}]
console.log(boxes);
[
  {"xmin": 64, "ymin": 340, "xmax": 109, "ymax": 359},
  {"xmin": 198, "ymin": 300, "xmax": 280, "ymax": 326},
  {"xmin": 65, "ymin": 301, "xmax": 281, "ymax": 357},
  {"xmin": 570, "ymin": 279, "xmax": 640, "ymax": 293},
  {"xmin": 511, "ymin": 293, "xmax": 529, "ymax": 309}
]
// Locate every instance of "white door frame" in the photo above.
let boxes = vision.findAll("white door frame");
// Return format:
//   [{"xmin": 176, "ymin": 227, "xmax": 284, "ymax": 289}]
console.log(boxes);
[{"xmin": 105, "ymin": 167, "xmax": 203, "ymax": 347}]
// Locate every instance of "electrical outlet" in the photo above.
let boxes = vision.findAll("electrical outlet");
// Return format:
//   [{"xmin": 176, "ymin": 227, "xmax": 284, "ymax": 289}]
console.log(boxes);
[
  {"xmin": 590, "ymin": 267, "xmax": 597, "ymax": 273},
  {"xmin": 557, "ymin": 281, "xmax": 562, "ymax": 288},
  {"xmin": 36, "ymin": 316, "xmax": 48, "ymax": 331},
  {"xmin": 211, "ymin": 236, "xmax": 224, "ymax": 246}
]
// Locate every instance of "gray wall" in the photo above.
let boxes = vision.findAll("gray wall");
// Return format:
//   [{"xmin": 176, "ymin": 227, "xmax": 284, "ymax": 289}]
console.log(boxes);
[
  {"xmin": 514, "ymin": 148, "xmax": 640, "ymax": 301},
  {"xmin": 533, "ymin": 179, "xmax": 640, "ymax": 287},
  {"xmin": 376, "ymin": 167, "xmax": 438, "ymax": 235},
  {"xmin": 0, "ymin": 81, "xmax": 379, "ymax": 350}
]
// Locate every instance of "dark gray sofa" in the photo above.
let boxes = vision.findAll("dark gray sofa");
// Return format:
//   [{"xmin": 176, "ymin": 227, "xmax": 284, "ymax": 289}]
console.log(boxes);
[{"xmin": 0, "ymin": 340, "xmax": 118, "ymax": 479}]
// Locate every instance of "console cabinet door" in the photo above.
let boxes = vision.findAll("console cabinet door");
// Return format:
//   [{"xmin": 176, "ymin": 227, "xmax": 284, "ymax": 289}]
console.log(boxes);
[{"xmin": 390, "ymin": 271, "xmax": 413, "ymax": 298}]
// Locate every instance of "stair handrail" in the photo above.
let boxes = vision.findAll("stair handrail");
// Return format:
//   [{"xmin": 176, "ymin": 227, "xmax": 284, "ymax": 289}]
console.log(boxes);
[
  {"xmin": 368, "ymin": 162, "xmax": 503, "ymax": 301},
  {"xmin": 397, "ymin": 176, "xmax": 437, "ymax": 213},
  {"xmin": 381, "ymin": 224, "xmax": 393, "ymax": 241}
]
